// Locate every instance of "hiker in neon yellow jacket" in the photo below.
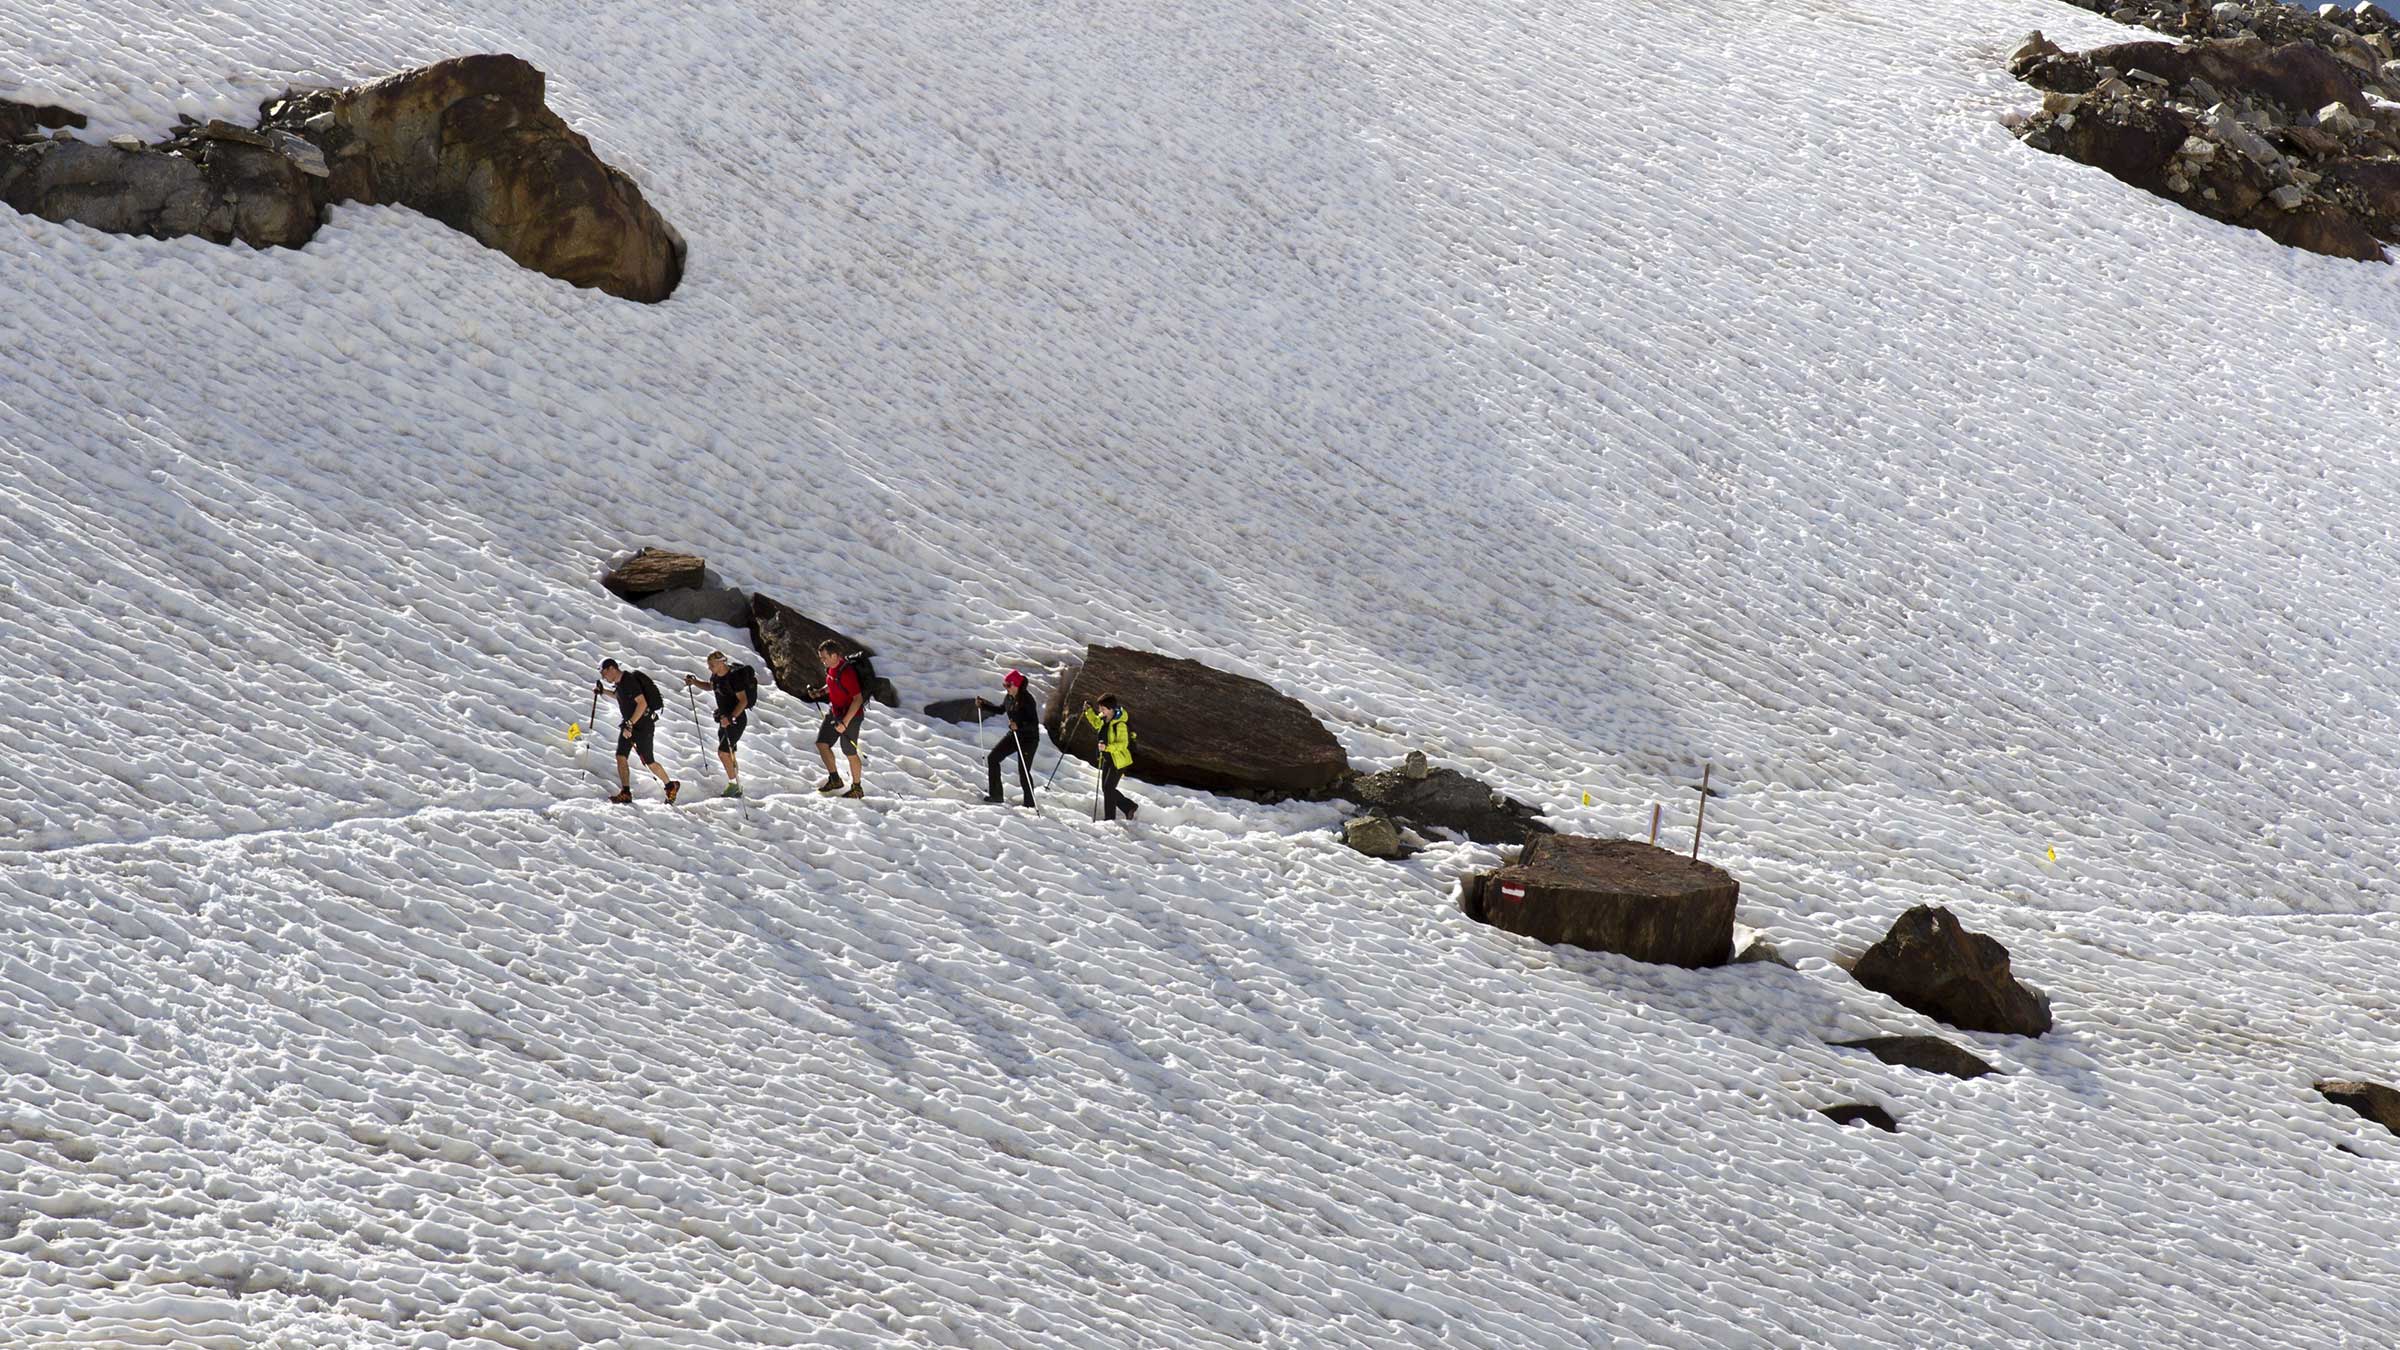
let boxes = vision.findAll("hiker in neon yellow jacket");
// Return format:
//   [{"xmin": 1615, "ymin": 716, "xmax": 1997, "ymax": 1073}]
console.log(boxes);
[{"xmin": 1081, "ymin": 693, "xmax": 1142, "ymax": 821}]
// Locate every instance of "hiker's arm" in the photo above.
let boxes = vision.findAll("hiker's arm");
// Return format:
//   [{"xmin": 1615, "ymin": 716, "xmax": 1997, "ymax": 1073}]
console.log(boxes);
[
  {"xmin": 732, "ymin": 688, "xmax": 750, "ymax": 717},
  {"xmin": 630, "ymin": 696, "xmax": 649, "ymax": 723}
]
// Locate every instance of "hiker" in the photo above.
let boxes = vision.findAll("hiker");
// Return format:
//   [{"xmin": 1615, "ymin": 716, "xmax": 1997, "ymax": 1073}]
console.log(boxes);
[
  {"xmin": 599, "ymin": 659, "xmax": 680, "ymax": 804},
  {"xmin": 810, "ymin": 640, "xmax": 867, "ymax": 798},
  {"xmin": 683, "ymin": 650, "xmax": 759, "ymax": 798},
  {"xmin": 976, "ymin": 669, "xmax": 1041, "ymax": 806},
  {"xmin": 1081, "ymin": 693, "xmax": 1140, "ymax": 820}
]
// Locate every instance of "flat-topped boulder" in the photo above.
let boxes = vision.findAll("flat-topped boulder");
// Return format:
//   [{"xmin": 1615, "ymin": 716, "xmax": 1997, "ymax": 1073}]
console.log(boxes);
[
  {"xmin": 2317, "ymin": 1079, "xmax": 2400, "ymax": 1138},
  {"xmin": 1460, "ymin": 836, "xmax": 1738, "ymax": 967},
  {"xmin": 1044, "ymin": 644, "xmax": 1349, "ymax": 797},
  {"xmin": 749, "ymin": 593, "xmax": 896, "ymax": 706},
  {"xmin": 1852, "ymin": 906, "xmax": 2052, "ymax": 1037},
  {"xmin": 1834, "ymin": 1035, "xmax": 1999, "ymax": 1080},
  {"xmin": 602, "ymin": 548, "xmax": 705, "ymax": 600}
]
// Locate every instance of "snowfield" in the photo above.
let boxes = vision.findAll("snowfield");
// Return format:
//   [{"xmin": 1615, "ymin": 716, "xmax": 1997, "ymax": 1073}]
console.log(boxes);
[{"xmin": 5, "ymin": 0, "xmax": 2400, "ymax": 1343}]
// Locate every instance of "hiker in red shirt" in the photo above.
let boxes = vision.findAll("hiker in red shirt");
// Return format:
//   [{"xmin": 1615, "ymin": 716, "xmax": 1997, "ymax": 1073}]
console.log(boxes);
[{"xmin": 811, "ymin": 640, "xmax": 867, "ymax": 798}]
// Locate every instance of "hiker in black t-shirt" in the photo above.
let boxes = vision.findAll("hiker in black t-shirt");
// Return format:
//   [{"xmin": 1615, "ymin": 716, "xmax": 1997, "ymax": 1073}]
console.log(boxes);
[
  {"xmin": 684, "ymin": 649, "xmax": 759, "ymax": 798},
  {"xmin": 600, "ymin": 659, "xmax": 680, "ymax": 804}
]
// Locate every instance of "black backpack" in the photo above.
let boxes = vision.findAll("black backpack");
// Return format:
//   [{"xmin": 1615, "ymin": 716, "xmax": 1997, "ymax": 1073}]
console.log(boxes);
[
  {"xmin": 729, "ymin": 662, "xmax": 761, "ymax": 709},
  {"xmin": 626, "ymin": 671, "xmax": 664, "ymax": 722},
  {"xmin": 848, "ymin": 650, "xmax": 878, "ymax": 699}
]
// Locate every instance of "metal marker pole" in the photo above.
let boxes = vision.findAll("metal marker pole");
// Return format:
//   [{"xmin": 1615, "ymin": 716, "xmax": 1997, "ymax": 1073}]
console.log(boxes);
[{"xmin": 1691, "ymin": 764, "xmax": 1711, "ymax": 860}]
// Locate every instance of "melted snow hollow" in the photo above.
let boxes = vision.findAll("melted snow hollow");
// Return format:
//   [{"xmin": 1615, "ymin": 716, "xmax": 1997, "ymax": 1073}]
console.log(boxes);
[{"xmin": 5, "ymin": 0, "xmax": 2400, "ymax": 1344}]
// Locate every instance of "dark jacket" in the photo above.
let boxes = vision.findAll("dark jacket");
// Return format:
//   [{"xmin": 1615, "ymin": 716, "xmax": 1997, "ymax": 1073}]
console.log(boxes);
[{"xmin": 985, "ymin": 686, "xmax": 1040, "ymax": 736}]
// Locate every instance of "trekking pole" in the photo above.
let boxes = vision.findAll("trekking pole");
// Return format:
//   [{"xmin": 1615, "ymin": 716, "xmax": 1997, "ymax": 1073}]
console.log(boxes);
[
  {"xmin": 687, "ymin": 684, "xmax": 706, "ymax": 749},
  {"xmin": 1046, "ymin": 717, "xmax": 1076, "ymax": 788},
  {"xmin": 1013, "ymin": 723, "xmax": 1040, "ymax": 814}
]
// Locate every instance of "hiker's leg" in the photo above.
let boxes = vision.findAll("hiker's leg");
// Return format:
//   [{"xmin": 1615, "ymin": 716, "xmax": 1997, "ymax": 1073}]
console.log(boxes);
[{"xmin": 987, "ymin": 738, "xmax": 1016, "ymax": 797}]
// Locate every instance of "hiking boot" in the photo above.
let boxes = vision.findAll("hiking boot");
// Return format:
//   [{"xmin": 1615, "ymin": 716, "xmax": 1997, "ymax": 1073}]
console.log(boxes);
[
  {"xmin": 981, "ymin": 792, "xmax": 1006, "ymax": 805},
  {"xmin": 841, "ymin": 784, "xmax": 865, "ymax": 799},
  {"xmin": 722, "ymin": 783, "xmax": 745, "ymax": 799},
  {"xmin": 816, "ymin": 774, "xmax": 844, "ymax": 795},
  {"xmin": 665, "ymin": 780, "xmax": 682, "ymax": 804},
  {"xmin": 609, "ymin": 789, "xmax": 633, "ymax": 804}
]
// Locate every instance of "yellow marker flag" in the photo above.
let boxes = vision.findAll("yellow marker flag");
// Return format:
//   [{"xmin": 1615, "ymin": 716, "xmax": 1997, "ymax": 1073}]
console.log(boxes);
[
  {"xmin": 1581, "ymin": 791, "xmax": 1591, "ymax": 807},
  {"xmin": 2047, "ymin": 846, "xmax": 2057, "ymax": 863},
  {"xmin": 568, "ymin": 722, "xmax": 583, "ymax": 742}
]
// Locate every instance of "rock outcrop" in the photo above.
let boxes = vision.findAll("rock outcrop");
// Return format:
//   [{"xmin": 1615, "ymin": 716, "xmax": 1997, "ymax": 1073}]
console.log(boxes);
[
  {"xmin": 0, "ymin": 120, "xmax": 322, "ymax": 249},
  {"xmin": 1461, "ymin": 836, "xmax": 1738, "ymax": 967},
  {"xmin": 2316, "ymin": 1078, "xmax": 2400, "ymax": 1138},
  {"xmin": 1833, "ymin": 1035, "xmax": 1999, "ymax": 1080},
  {"xmin": 1044, "ymin": 645, "xmax": 1349, "ymax": 798},
  {"xmin": 3, "ymin": 56, "xmax": 683, "ymax": 300},
  {"xmin": 1851, "ymin": 906, "xmax": 2053, "ymax": 1037},
  {"xmin": 922, "ymin": 698, "xmax": 991, "ymax": 726},
  {"xmin": 263, "ymin": 55, "xmax": 685, "ymax": 301},
  {"xmin": 603, "ymin": 548, "xmax": 706, "ymax": 600},
  {"xmin": 1819, "ymin": 1103, "xmax": 1899, "ymax": 1133},
  {"xmin": 749, "ymin": 594, "xmax": 897, "ymax": 707},
  {"xmin": 0, "ymin": 97, "xmax": 85, "ymax": 143},
  {"xmin": 631, "ymin": 582, "xmax": 754, "ymax": 628},
  {"xmin": 2010, "ymin": 7, "xmax": 2400, "ymax": 263},
  {"xmin": 1338, "ymin": 752, "xmax": 1548, "ymax": 845}
]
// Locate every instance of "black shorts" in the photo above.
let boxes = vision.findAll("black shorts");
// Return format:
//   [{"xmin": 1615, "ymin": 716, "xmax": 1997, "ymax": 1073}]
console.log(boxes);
[
  {"xmin": 616, "ymin": 718, "xmax": 658, "ymax": 766},
  {"xmin": 717, "ymin": 712, "xmax": 748, "ymax": 754},
  {"xmin": 816, "ymin": 711, "xmax": 860, "ymax": 752}
]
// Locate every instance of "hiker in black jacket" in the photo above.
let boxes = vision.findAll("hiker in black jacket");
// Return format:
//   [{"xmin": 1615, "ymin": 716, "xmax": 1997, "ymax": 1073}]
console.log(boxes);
[
  {"xmin": 600, "ymin": 659, "xmax": 680, "ymax": 804},
  {"xmin": 978, "ymin": 668, "xmax": 1041, "ymax": 807},
  {"xmin": 684, "ymin": 650, "xmax": 759, "ymax": 798}
]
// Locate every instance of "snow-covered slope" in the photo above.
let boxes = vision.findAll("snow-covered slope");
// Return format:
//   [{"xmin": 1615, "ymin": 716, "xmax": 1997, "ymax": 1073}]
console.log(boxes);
[{"xmin": 5, "ymin": 0, "xmax": 2400, "ymax": 1343}]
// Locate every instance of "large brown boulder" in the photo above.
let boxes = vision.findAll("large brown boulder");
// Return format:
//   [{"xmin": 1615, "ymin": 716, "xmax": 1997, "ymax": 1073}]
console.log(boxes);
[
  {"xmin": 1851, "ymin": 906, "xmax": 2053, "ymax": 1037},
  {"xmin": 1460, "ymin": 836, "xmax": 1738, "ymax": 968},
  {"xmin": 602, "ymin": 548, "xmax": 705, "ymax": 600},
  {"xmin": 748, "ymin": 594, "xmax": 896, "ymax": 706},
  {"xmin": 0, "ymin": 126, "xmax": 322, "ymax": 249},
  {"xmin": 1043, "ymin": 645, "xmax": 1349, "ymax": 798},
  {"xmin": 270, "ymin": 54, "xmax": 684, "ymax": 301},
  {"xmin": 2316, "ymin": 1079, "xmax": 2400, "ymax": 1138}
]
